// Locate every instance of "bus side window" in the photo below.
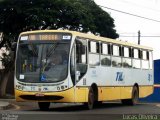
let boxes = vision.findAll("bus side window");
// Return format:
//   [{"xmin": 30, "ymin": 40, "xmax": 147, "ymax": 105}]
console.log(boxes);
[
  {"xmin": 76, "ymin": 39, "xmax": 87, "ymax": 64},
  {"xmin": 132, "ymin": 48, "xmax": 141, "ymax": 69},
  {"xmin": 88, "ymin": 41, "xmax": 100, "ymax": 66},
  {"xmin": 101, "ymin": 43, "xmax": 111, "ymax": 66},
  {"xmin": 122, "ymin": 47, "xmax": 132, "ymax": 68},
  {"xmin": 112, "ymin": 45, "xmax": 122, "ymax": 67},
  {"xmin": 142, "ymin": 50, "xmax": 149, "ymax": 69},
  {"xmin": 113, "ymin": 45, "xmax": 119, "ymax": 56}
]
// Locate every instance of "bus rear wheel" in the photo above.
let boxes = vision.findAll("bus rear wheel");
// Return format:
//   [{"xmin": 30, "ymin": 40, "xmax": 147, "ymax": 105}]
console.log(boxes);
[
  {"xmin": 38, "ymin": 102, "xmax": 50, "ymax": 111},
  {"xmin": 121, "ymin": 86, "xmax": 139, "ymax": 105}
]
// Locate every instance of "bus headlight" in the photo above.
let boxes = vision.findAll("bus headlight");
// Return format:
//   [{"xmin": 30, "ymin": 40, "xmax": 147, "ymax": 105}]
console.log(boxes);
[
  {"xmin": 16, "ymin": 85, "xmax": 24, "ymax": 90},
  {"xmin": 57, "ymin": 85, "xmax": 68, "ymax": 91}
]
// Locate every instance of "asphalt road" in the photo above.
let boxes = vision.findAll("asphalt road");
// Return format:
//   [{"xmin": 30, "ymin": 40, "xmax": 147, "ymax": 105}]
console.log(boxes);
[{"xmin": 0, "ymin": 100, "xmax": 160, "ymax": 120}]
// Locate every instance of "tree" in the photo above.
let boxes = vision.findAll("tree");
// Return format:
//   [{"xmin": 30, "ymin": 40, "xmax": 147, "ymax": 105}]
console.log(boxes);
[
  {"xmin": 0, "ymin": 0, "xmax": 119, "ymax": 49},
  {"xmin": 0, "ymin": 0, "xmax": 119, "ymax": 96}
]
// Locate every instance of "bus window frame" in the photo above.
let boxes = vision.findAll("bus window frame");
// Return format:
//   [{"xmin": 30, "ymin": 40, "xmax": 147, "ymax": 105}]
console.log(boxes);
[{"xmin": 149, "ymin": 51, "xmax": 153, "ymax": 69}]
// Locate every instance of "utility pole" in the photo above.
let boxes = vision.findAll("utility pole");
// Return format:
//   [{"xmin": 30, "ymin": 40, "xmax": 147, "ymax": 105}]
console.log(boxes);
[{"xmin": 138, "ymin": 30, "xmax": 141, "ymax": 45}]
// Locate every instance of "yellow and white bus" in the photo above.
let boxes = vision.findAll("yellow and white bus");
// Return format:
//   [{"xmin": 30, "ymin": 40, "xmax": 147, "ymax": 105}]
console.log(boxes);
[{"xmin": 15, "ymin": 30, "xmax": 153, "ymax": 110}]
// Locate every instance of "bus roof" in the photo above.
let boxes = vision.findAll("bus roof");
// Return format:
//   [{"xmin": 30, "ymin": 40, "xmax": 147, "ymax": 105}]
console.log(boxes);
[{"xmin": 20, "ymin": 30, "xmax": 153, "ymax": 51}]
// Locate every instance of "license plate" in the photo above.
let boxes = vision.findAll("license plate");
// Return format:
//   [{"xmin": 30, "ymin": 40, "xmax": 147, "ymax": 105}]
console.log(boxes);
[{"xmin": 35, "ymin": 93, "xmax": 44, "ymax": 97}]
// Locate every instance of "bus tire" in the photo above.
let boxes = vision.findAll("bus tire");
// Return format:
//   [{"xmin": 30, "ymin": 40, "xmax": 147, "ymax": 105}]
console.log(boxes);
[
  {"xmin": 121, "ymin": 86, "xmax": 139, "ymax": 105},
  {"xmin": 87, "ymin": 87, "xmax": 95, "ymax": 110},
  {"xmin": 38, "ymin": 102, "xmax": 50, "ymax": 111}
]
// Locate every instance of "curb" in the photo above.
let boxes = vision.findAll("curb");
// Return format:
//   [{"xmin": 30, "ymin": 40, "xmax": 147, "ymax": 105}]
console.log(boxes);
[{"xmin": 0, "ymin": 101, "xmax": 11, "ymax": 110}]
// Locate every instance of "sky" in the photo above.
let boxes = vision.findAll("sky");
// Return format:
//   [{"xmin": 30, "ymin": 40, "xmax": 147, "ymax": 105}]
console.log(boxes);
[{"xmin": 94, "ymin": 0, "xmax": 160, "ymax": 60}]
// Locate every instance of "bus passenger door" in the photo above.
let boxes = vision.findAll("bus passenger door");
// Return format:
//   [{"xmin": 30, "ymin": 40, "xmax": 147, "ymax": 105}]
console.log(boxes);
[{"xmin": 72, "ymin": 38, "xmax": 88, "ymax": 102}]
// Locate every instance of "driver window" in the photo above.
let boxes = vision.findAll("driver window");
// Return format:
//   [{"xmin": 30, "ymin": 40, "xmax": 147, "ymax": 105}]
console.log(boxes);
[{"xmin": 76, "ymin": 37, "xmax": 88, "ymax": 80}]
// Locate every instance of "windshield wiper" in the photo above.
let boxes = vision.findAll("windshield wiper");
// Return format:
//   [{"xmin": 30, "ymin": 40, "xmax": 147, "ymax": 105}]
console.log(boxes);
[
  {"xmin": 46, "ymin": 43, "xmax": 59, "ymax": 57},
  {"xmin": 28, "ymin": 42, "xmax": 38, "ymax": 57}
]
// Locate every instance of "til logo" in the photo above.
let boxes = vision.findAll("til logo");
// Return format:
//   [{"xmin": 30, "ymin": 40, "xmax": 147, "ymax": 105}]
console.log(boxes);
[{"xmin": 116, "ymin": 72, "xmax": 124, "ymax": 81}]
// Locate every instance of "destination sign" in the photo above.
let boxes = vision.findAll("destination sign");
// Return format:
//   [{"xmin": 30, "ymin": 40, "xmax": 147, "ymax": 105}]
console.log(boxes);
[{"xmin": 20, "ymin": 33, "xmax": 72, "ymax": 41}]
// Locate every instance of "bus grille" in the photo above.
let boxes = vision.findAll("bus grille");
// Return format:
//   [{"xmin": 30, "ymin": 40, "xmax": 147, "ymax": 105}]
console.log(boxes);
[{"xmin": 20, "ymin": 95, "xmax": 64, "ymax": 101}]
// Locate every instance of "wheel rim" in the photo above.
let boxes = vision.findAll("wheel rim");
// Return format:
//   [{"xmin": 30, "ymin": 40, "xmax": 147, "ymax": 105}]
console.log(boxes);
[
  {"xmin": 88, "ymin": 88, "xmax": 94, "ymax": 109},
  {"xmin": 133, "ymin": 90, "xmax": 138, "ymax": 104}
]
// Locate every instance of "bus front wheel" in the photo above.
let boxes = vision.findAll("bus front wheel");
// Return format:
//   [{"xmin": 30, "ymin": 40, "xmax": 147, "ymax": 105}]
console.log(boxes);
[
  {"xmin": 121, "ymin": 86, "xmax": 139, "ymax": 105},
  {"xmin": 38, "ymin": 102, "xmax": 50, "ymax": 111}
]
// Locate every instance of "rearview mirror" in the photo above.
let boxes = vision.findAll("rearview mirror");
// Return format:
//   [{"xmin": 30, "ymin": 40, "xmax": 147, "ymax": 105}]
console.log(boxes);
[{"xmin": 11, "ymin": 42, "xmax": 17, "ymax": 51}]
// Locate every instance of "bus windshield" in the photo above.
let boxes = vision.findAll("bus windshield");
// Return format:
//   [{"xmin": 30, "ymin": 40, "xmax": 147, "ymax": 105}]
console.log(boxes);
[{"xmin": 16, "ymin": 41, "xmax": 70, "ymax": 83}]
